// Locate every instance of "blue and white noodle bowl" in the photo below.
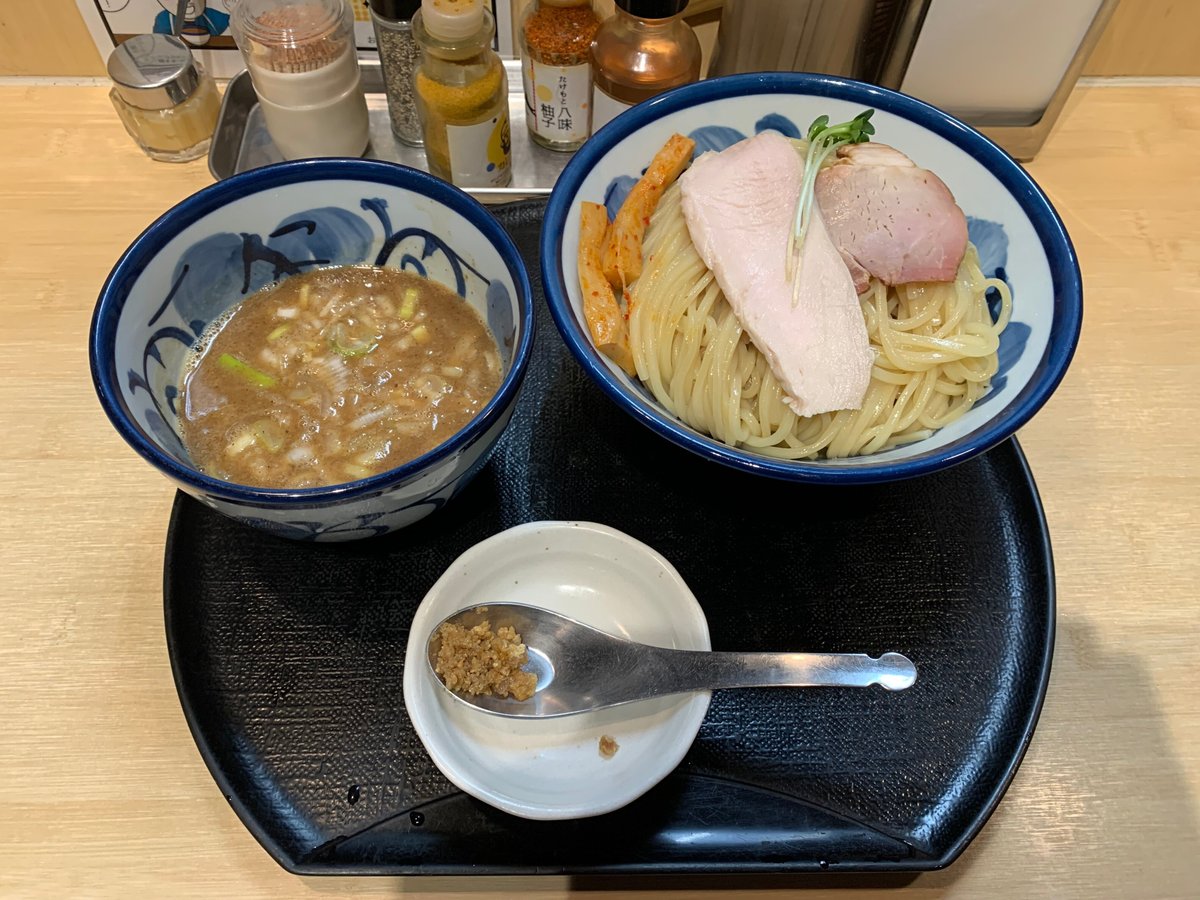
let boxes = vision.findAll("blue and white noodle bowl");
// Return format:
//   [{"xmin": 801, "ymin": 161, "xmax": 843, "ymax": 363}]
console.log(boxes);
[
  {"xmin": 91, "ymin": 160, "xmax": 534, "ymax": 541},
  {"xmin": 541, "ymin": 73, "xmax": 1082, "ymax": 483}
]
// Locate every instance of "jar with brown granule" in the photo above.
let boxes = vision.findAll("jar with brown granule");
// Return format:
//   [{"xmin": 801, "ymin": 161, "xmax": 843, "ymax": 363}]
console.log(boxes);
[{"xmin": 518, "ymin": 0, "xmax": 600, "ymax": 151}]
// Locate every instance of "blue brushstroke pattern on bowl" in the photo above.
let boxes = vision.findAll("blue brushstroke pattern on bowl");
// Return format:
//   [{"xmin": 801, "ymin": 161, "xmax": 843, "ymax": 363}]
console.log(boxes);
[
  {"xmin": 91, "ymin": 159, "xmax": 534, "ymax": 541},
  {"xmin": 541, "ymin": 73, "xmax": 1082, "ymax": 483}
]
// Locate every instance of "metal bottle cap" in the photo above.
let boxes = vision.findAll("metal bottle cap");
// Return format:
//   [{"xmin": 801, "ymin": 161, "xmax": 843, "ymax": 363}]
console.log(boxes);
[
  {"xmin": 370, "ymin": 0, "xmax": 422, "ymax": 21},
  {"xmin": 615, "ymin": 0, "xmax": 689, "ymax": 19},
  {"xmin": 107, "ymin": 34, "xmax": 202, "ymax": 111}
]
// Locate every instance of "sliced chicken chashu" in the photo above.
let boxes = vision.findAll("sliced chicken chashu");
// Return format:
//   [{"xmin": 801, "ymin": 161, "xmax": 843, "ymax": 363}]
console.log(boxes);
[{"xmin": 679, "ymin": 131, "xmax": 872, "ymax": 417}]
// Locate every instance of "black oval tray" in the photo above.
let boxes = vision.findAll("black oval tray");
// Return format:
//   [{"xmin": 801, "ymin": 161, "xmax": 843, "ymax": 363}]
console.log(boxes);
[{"xmin": 164, "ymin": 200, "xmax": 1054, "ymax": 875}]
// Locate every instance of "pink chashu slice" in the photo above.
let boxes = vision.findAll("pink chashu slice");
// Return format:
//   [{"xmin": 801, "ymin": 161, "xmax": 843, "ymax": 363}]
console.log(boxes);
[{"xmin": 815, "ymin": 142, "xmax": 968, "ymax": 294}]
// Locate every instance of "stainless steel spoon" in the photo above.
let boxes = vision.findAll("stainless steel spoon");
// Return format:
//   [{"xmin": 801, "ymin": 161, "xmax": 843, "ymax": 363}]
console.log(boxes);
[{"xmin": 426, "ymin": 603, "xmax": 917, "ymax": 719}]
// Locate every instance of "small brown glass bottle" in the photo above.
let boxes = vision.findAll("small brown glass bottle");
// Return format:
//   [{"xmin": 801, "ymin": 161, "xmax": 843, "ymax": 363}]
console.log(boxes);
[{"xmin": 590, "ymin": 0, "xmax": 701, "ymax": 132}]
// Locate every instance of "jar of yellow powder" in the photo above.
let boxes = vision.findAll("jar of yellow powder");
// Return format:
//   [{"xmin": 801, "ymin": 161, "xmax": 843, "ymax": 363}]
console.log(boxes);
[{"xmin": 412, "ymin": 0, "xmax": 512, "ymax": 188}]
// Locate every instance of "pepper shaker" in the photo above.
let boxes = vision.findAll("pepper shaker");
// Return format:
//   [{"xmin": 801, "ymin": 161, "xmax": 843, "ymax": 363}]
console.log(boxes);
[{"xmin": 370, "ymin": 0, "xmax": 424, "ymax": 146}]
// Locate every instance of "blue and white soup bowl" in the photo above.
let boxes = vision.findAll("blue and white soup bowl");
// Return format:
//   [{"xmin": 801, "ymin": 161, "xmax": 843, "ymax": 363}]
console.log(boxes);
[
  {"xmin": 91, "ymin": 160, "xmax": 534, "ymax": 541},
  {"xmin": 541, "ymin": 73, "xmax": 1083, "ymax": 483}
]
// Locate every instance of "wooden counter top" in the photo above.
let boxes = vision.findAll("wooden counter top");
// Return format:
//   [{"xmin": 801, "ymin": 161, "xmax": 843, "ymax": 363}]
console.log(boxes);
[{"xmin": 1, "ymin": 83, "xmax": 1196, "ymax": 899}]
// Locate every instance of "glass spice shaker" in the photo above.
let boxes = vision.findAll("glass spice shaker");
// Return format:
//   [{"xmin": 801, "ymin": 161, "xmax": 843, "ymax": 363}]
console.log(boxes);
[
  {"xmin": 590, "ymin": 0, "xmax": 700, "ymax": 132},
  {"xmin": 518, "ymin": 0, "xmax": 600, "ymax": 151},
  {"xmin": 412, "ymin": 0, "xmax": 512, "ymax": 188},
  {"xmin": 107, "ymin": 33, "xmax": 221, "ymax": 163},
  {"xmin": 369, "ymin": 0, "xmax": 424, "ymax": 146}
]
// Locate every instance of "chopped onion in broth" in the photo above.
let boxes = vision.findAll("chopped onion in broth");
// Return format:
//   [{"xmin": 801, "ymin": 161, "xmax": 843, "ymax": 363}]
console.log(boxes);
[{"xmin": 179, "ymin": 266, "xmax": 503, "ymax": 489}]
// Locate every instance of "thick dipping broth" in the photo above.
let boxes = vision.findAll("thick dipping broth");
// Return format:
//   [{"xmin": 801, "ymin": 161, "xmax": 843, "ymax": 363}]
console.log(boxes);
[{"xmin": 179, "ymin": 266, "xmax": 503, "ymax": 489}]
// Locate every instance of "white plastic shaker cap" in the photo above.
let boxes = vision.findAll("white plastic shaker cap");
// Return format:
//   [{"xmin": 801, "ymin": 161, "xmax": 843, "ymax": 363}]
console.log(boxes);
[{"xmin": 420, "ymin": 0, "xmax": 485, "ymax": 41}]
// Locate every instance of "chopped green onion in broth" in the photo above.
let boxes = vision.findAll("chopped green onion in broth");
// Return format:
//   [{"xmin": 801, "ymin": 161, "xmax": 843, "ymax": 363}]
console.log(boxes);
[{"xmin": 179, "ymin": 266, "xmax": 502, "ymax": 489}]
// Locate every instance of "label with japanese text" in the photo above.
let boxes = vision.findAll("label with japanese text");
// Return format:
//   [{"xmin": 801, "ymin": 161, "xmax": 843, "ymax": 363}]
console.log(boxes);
[{"xmin": 524, "ymin": 60, "xmax": 591, "ymax": 143}]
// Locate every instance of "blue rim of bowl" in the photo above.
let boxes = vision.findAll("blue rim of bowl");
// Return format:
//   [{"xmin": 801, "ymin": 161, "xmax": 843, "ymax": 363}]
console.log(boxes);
[
  {"xmin": 90, "ymin": 158, "xmax": 536, "ymax": 507},
  {"xmin": 541, "ymin": 72, "xmax": 1083, "ymax": 484}
]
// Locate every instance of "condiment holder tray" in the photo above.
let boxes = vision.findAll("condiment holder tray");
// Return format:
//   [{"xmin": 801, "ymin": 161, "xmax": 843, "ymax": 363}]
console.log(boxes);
[
  {"xmin": 210, "ymin": 60, "xmax": 570, "ymax": 202},
  {"xmin": 163, "ymin": 200, "xmax": 1054, "ymax": 875}
]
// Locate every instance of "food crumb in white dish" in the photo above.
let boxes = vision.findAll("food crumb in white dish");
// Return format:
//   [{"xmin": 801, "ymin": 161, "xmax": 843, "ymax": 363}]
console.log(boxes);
[{"xmin": 599, "ymin": 734, "xmax": 620, "ymax": 759}]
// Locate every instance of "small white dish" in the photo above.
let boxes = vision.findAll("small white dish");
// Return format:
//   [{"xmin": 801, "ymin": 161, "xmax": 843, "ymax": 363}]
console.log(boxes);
[{"xmin": 403, "ymin": 521, "xmax": 711, "ymax": 820}]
